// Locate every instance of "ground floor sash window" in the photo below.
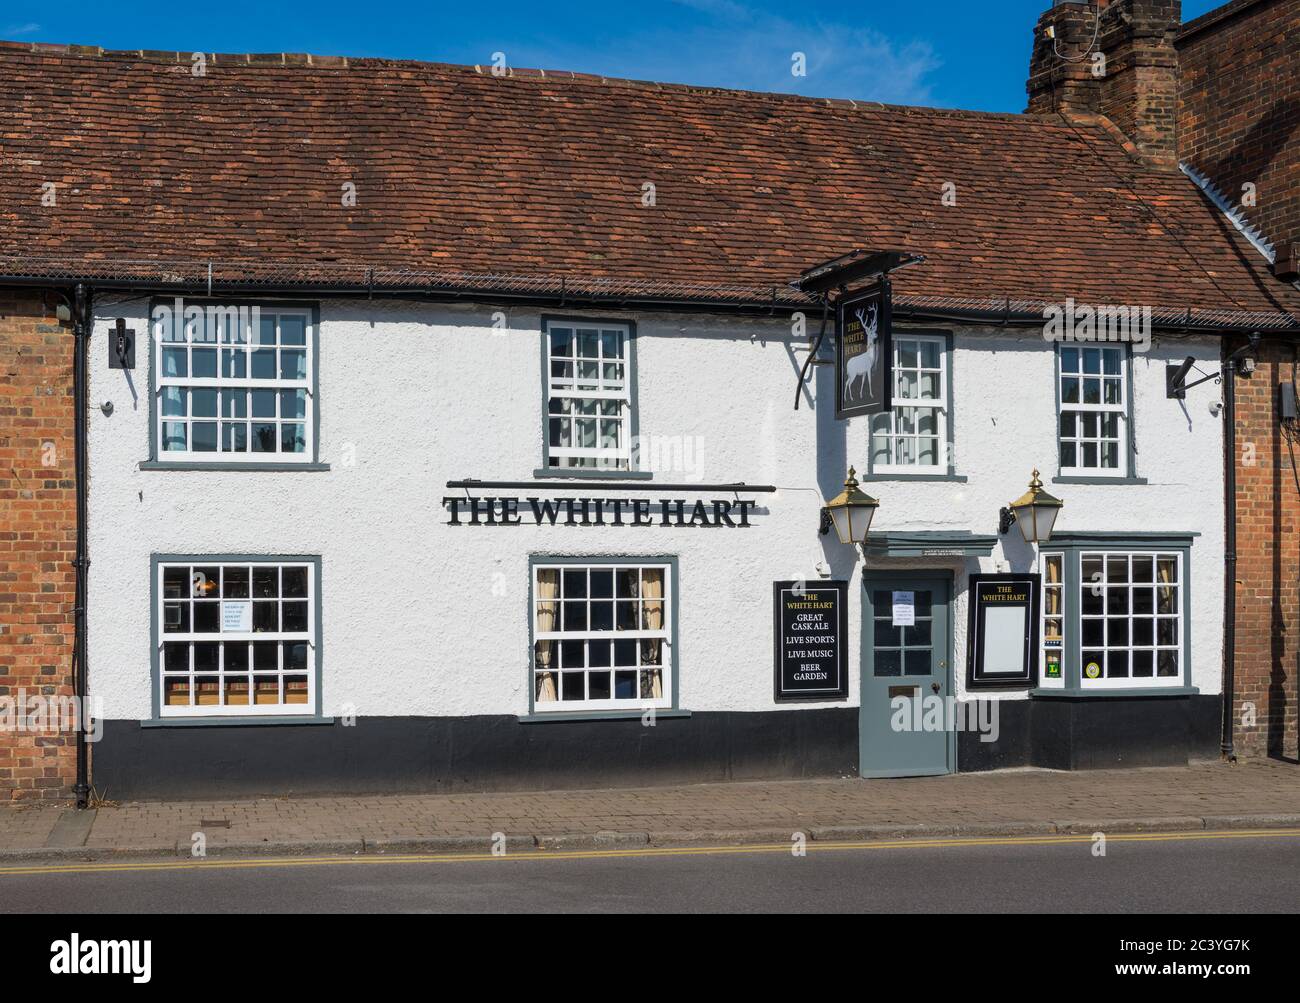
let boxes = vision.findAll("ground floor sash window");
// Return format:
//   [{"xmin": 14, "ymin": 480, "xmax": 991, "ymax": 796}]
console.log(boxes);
[
  {"xmin": 1037, "ymin": 543, "xmax": 1187, "ymax": 690},
  {"xmin": 532, "ymin": 560, "xmax": 673, "ymax": 712},
  {"xmin": 155, "ymin": 557, "xmax": 318, "ymax": 717}
]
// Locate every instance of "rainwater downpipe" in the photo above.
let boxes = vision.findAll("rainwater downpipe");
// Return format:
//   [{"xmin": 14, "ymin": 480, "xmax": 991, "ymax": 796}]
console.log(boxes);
[{"xmin": 72, "ymin": 283, "xmax": 91, "ymax": 808}]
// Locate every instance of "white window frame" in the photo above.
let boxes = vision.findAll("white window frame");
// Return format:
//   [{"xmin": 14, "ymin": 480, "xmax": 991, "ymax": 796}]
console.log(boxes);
[
  {"xmin": 157, "ymin": 559, "xmax": 317, "ymax": 717},
  {"xmin": 154, "ymin": 305, "xmax": 315, "ymax": 464},
  {"xmin": 531, "ymin": 561, "xmax": 672, "ymax": 713},
  {"xmin": 543, "ymin": 319, "xmax": 633, "ymax": 471},
  {"xmin": 869, "ymin": 333, "xmax": 948, "ymax": 472},
  {"xmin": 1057, "ymin": 345, "xmax": 1128, "ymax": 478},
  {"xmin": 1078, "ymin": 551, "xmax": 1182, "ymax": 690}
]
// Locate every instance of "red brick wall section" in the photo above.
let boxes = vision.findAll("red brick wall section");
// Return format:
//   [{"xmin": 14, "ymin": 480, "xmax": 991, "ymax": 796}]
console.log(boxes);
[
  {"xmin": 1027, "ymin": 0, "xmax": 1181, "ymax": 169},
  {"xmin": 1178, "ymin": 0, "xmax": 1300, "ymax": 261},
  {"xmin": 0, "ymin": 290, "xmax": 77, "ymax": 801},
  {"xmin": 1232, "ymin": 337, "xmax": 1300, "ymax": 759}
]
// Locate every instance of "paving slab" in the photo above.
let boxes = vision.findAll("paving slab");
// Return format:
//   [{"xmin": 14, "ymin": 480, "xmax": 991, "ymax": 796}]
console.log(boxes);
[{"xmin": 1, "ymin": 759, "xmax": 1296, "ymax": 863}]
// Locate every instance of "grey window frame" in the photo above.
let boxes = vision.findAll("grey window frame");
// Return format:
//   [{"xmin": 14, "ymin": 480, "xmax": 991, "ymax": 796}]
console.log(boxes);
[
  {"xmin": 141, "ymin": 299, "xmax": 328, "ymax": 471},
  {"xmin": 1052, "ymin": 343, "xmax": 1146, "ymax": 485},
  {"xmin": 146, "ymin": 553, "xmax": 329, "ymax": 726},
  {"xmin": 863, "ymin": 328, "xmax": 963, "ymax": 482},
  {"xmin": 1030, "ymin": 533, "xmax": 1196, "ymax": 697}
]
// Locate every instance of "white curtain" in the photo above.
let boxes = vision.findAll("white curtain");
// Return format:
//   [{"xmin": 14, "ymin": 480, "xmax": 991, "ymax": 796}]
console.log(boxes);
[
  {"xmin": 535, "ymin": 570, "xmax": 559, "ymax": 702},
  {"xmin": 640, "ymin": 569, "xmax": 664, "ymax": 699}
]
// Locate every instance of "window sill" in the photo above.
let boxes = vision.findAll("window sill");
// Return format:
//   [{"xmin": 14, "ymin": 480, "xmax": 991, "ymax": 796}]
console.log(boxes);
[
  {"xmin": 532, "ymin": 468, "xmax": 653, "ymax": 480},
  {"xmin": 1051, "ymin": 475, "xmax": 1148, "ymax": 485},
  {"xmin": 861, "ymin": 471, "xmax": 967, "ymax": 483},
  {"xmin": 142, "ymin": 716, "xmax": 334, "ymax": 728},
  {"xmin": 140, "ymin": 460, "xmax": 331, "ymax": 472},
  {"xmin": 519, "ymin": 709, "xmax": 690, "ymax": 723},
  {"xmin": 1029, "ymin": 686, "xmax": 1197, "ymax": 699}
]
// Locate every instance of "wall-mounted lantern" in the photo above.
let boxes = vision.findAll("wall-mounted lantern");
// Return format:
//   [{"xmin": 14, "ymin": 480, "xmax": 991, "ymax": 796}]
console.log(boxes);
[
  {"xmin": 820, "ymin": 466, "xmax": 879, "ymax": 546},
  {"xmin": 998, "ymin": 469, "xmax": 1063, "ymax": 544}
]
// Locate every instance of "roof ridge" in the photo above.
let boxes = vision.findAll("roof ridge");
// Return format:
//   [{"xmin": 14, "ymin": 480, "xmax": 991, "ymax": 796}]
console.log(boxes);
[
  {"xmin": 0, "ymin": 36, "xmax": 1069, "ymax": 127},
  {"xmin": 1177, "ymin": 0, "xmax": 1276, "ymax": 42},
  {"xmin": 0, "ymin": 39, "xmax": 350, "ymax": 68}
]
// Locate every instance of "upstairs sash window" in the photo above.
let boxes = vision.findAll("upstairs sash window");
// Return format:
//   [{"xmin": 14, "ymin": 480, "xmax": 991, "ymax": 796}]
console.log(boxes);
[
  {"xmin": 154, "ymin": 305, "xmax": 315, "ymax": 463},
  {"xmin": 869, "ymin": 334, "xmax": 948, "ymax": 471},
  {"xmin": 544, "ymin": 320, "xmax": 633, "ymax": 470},
  {"xmin": 1058, "ymin": 345, "xmax": 1127, "ymax": 476}
]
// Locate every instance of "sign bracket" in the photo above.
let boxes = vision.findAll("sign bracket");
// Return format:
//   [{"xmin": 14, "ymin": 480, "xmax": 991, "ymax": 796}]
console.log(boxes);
[{"xmin": 788, "ymin": 249, "xmax": 925, "ymax": 413}]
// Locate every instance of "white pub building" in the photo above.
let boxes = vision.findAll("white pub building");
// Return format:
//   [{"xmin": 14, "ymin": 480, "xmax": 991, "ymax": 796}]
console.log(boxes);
[{"xmin": 5, "ymin": 39, "xmax": 1291, "ymax": 798}]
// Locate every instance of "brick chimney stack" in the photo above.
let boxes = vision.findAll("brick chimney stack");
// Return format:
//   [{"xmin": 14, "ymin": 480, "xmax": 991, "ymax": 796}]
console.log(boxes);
[{"xmin": 1027, "ymin": 0, "xmax": 1182, "ymax": 170}]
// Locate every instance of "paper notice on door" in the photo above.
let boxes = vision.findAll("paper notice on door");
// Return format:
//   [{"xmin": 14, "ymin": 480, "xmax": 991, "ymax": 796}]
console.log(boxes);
[
  {"xmin": 221, "ymin": 601, "xmax": 252, "ymax": 633},
  {"xmin": 983, "ymin": 605, "xmax": 1027, "ymax": 674},
  {"xmin": 891, "ymin": 591, "xmax": 915, "ymax": 627}
]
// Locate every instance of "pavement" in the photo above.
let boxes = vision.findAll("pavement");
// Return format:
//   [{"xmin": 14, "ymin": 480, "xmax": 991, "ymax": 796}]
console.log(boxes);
[{"xmin": 1, "ymin": 758, "xmax": 1297, "ymax": 862}]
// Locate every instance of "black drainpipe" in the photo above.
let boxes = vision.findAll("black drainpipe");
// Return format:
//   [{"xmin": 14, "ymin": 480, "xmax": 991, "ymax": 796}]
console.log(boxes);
[
  {"xmin": 1221, "ymin": 342, "xmax": 1236, "ymax": 760},
  {"xmin": 72, "ymin": 283, "xmax": 91, "ymax": 808},
  {"xmin": 1220, "ymin": 334, "xmax": 1248, "ymax": 763}
]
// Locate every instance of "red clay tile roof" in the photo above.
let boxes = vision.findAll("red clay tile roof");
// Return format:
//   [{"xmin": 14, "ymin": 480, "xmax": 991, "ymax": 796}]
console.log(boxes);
[{"xmin": 1, "ymin": 40, "xmax": 1297, "ymax": 327}]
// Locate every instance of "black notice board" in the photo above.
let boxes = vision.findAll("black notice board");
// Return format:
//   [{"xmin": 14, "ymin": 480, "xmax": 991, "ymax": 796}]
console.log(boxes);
[
  {"xmin": 966, "ymin": 573, "xmax": 1040, "ymax": 689},
  {"xmin": 835, "ymin": 284, "xmax": 892, "ymax": 419},
  {"xmin": 773, "ymin": 580, "xmax": 849, "ymax": 701}
]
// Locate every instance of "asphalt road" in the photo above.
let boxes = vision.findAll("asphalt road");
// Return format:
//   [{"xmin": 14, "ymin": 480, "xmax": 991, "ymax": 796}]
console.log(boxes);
[{"xmin": 2, "ymin": 830, "xmax": 1298, "ymax": 913}]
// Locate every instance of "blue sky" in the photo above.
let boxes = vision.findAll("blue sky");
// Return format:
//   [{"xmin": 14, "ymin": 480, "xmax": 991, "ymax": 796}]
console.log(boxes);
[{"xmin": 4, "ymin": 0, "xmax": 1225, "ymax": 113}]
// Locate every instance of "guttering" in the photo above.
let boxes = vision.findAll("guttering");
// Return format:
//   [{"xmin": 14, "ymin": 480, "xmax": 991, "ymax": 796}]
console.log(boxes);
[
  {"xmin": 0, "ymin": 275, "xmax": 802, "ymax": 317},
  {"xmin": 1, "ymin": 272, "xmax": 1293, "ymax": 335},
  {"xmin": 71, "ymin": 284, "xmax": 91, "ymax": 809}
]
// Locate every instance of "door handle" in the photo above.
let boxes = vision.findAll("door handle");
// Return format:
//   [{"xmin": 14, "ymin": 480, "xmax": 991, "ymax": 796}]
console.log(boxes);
[{"xmin": 931, "ymin": 682, "xmax": 941, "ymax": 694}]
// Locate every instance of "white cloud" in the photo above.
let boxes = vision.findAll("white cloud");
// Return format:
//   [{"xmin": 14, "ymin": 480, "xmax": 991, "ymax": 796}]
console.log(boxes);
[
  {"xmin": 613, "ymin": 2, "xmax": 941, "ymax": 104},
  {"xmin": 507, "ymin": 3, "xmax": 940, "ymax": 106},
  {"xmin": 3, "ymin": 23, "xmax": 41, "ymax": 37}
]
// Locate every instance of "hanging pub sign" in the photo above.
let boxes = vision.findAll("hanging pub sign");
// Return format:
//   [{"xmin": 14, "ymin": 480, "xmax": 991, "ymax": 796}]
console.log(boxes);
[
  {"xmin": 835, "ymin": 283, "xmax": 892, "ymax": 419},
  {"xmin": 773, "ymin": 580, "xmax": 848, "ymax": 701},
  {"xmin": 966, "ymin": 573, "xmax": 1040, "ymax": 689}
]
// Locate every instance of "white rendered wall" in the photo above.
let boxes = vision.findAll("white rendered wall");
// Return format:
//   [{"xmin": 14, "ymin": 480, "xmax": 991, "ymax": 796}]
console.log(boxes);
[{"xmin": 86, "ymin": 298, "xmax": 1224, "ymax": 722}]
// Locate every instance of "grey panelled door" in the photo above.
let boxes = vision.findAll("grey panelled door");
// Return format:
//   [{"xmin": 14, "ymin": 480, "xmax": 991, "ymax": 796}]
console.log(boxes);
[{"xmin": 860, "ymin": 575, "xmax": 954, "ymax": 778}]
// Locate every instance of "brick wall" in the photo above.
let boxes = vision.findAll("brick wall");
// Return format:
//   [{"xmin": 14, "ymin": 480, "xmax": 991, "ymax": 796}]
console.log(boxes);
[
  {"xmin": 1179, "ymin": 0, "xmax": 1300, "ymax": 759},
  {"xmin": 0, "ymin": 290, "xmax": 77, "ymax": 801},
  {"xmin": 1178, "ymin": 0, "xmax": 1300, "ymax": 266},
  {"xmin": 1231, "ymin": 337, "xmax": 1300, "ymax": 759},
  {"xmin": 1027, "ymin": 0, "xmax": 1181, "ymax": 169}
]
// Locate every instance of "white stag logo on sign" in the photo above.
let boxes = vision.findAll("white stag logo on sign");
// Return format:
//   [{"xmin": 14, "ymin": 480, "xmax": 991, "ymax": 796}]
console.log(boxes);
[
  {"xmin": 843, "ymin": 302, "xmax": 879, "ymax": 402},
  {"xmin": 835, "ymin": 286, "xmax": 891, "ymax": 419}
]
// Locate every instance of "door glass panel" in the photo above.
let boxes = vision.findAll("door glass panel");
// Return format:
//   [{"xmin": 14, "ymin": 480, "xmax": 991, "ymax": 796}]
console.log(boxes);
[
  {"xmin": 873, "ymin": 589, "xmax": 934, "ymax": 678},
  {"xmin": 903, "ymin": 651, "xmax": 931, "ymax": 676}
]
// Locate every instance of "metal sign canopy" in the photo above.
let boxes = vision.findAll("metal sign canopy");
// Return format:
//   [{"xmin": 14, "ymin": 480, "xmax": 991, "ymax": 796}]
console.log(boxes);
[
  {"xmin": 790, "ymin": 248, "xmax": 925, "ymax": 411},
  {"xmin": 792, "ymin": 248, "xmax": 925, "ymax": 297}
]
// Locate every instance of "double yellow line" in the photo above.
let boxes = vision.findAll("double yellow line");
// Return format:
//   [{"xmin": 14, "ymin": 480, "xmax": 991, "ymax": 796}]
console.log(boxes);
[{"xmin": 2, "ymin": 828, "xmax": 1298, "ymax": 878}]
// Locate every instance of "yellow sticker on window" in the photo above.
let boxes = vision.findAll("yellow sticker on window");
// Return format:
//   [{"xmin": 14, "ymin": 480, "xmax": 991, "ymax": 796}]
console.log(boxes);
[{"xmin": 1085, "ymin": 661, "xmax": 1101, "ymax": 679}]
